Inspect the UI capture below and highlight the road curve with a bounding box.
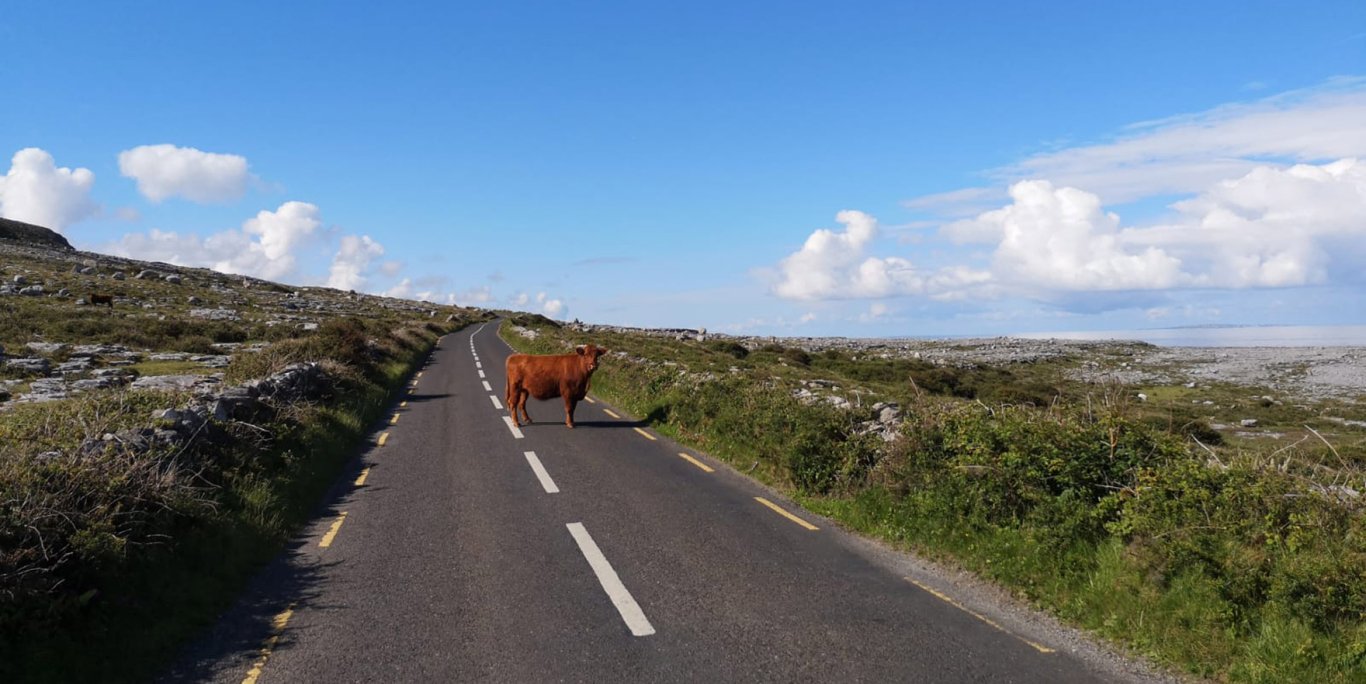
[163,321,1155,683]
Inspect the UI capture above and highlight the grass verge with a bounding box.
[2,315,485,683]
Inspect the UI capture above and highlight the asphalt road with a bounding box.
[164,321,1152,683]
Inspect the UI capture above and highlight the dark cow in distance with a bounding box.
[90,294,114,309]
[505,344,609,429]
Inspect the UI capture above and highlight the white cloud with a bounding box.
[451,285,493,306]
[104,200,322,281]
[327,234,385,291]
[771,210,990,301]
[952,180,1183,292]
[385,278,414,299]
[773,157,1366,308]
[511,292,530,307]
[118,144,250,203]
[535,291,567,318]
[0,148,97,231]
[907,78,1366,212]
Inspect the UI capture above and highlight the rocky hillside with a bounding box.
[0,239,479,406]
[0,217,73,251]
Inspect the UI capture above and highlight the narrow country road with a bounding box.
[163,321,1152,683]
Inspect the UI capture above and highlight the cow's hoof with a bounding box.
[566,423,575,429]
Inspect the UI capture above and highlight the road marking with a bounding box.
[679,452,714,473]
[378,432,390,446]
[566,523,655,637]
[476,361,482,369]
[904,577,1055,654]
[355,467,370,486]
[241,603,296,684]
[632,427,657,441]
[490,395,503,409]
[390,413,399,425]
[603,409,620,419]
[478,370,486,378]
[417,371,423,378]
[482,380,492,391]
[754,497,819,530]
[584,396,596,404]
[523,451,560,493]
[502,416,525,439]
[319,511,348,548]
[400,401,408,408]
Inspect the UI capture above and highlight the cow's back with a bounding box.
[506,353,581,400]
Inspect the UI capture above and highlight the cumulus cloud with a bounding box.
[0,148,97,231]
[105,200,322,281]
[773,158,1366,308]
[948,180,1183,292]
[327,234,385,291]
[118,144,251,203]
[536,291,567,318]
[772,210,990,300]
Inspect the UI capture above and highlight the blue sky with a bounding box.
[2,2,1364,337]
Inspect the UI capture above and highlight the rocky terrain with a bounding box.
[568,322,1366,403]
[0,235,471,410]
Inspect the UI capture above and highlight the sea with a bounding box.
[1011,325,1366,348]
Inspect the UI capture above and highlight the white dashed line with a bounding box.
[566,523,655,637]
[482,380,493,391]
[490,395,503,409]
[523,451,559,493]
[502,416,525,439]
[476,362,482,369]
[478,370,486,378]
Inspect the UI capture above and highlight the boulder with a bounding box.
[112,271,127,280]
[6,357,51,374]
[165,274,182,284]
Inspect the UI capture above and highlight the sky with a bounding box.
[2,1,1364,338]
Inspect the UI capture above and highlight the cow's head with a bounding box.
[575,344,609,373]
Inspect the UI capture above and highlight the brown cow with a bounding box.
[505,344,609,428]
[90,294,114,309]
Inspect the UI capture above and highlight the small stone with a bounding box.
[165,274,182,284]
[135,270,156,280]
[1240,419,1259,428]
[12,275,27,286]
[187,296,202,305]
[112,271,126,280]
[1136,393,1148,402]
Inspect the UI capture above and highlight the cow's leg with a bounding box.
[518,390,533,424]
[564,395,577,428]
[505,382,519,423]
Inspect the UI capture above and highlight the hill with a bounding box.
[0,217,73,251]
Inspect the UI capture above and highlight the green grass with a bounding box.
[502,320,1366,683]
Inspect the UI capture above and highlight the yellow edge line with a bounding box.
[241,602,296,684]
[319,512,348,548]
[679,452,714,473]
[632,427,657,441]
[416,371,423,378]
[584,396,597,404]
[354,467,370,486]
[904,577,1055,653]
[378,432,389,446]
[603,409,620,419]
[390,413,400,425]
[400,401,408,408]
[754,497,818,530]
